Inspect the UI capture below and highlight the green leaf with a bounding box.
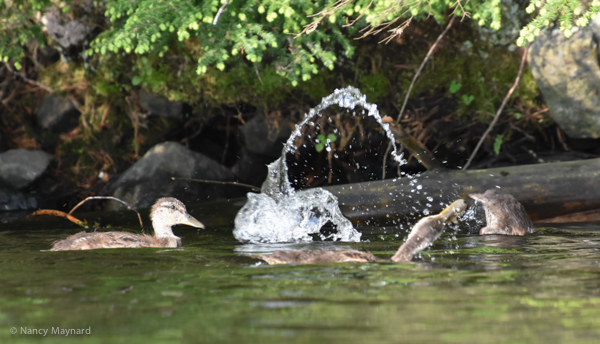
[317,134,326,143]
[514,113,522,120]
[315,143,325,152]
[462,94,475,106]
[449,80,462,94]
[327,133,337,143]
[132,76,142,86]
[493,134,504,155]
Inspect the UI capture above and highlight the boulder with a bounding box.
[528,19,600,138]
[0,129,7,153]
[234,111,292,186]
[41,10,90,49]
[232,148,274,187]
[139,89,185,120]
[0,149,53,189]
[37,93,81,133]
[0,188,38,211]
[239,111,291,158]
[105,141,245,210]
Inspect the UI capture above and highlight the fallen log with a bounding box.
[324,158,600,225]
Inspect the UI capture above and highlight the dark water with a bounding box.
[1,201,600,343]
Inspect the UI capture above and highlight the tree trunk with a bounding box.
[324,158,600,225]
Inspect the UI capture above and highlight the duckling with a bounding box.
[50,197,204,251]
[391,199,466,262]
[469,189,534,236]
[254,199,467,264]
[256,248,378,265]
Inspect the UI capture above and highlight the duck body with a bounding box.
[392,199,466,262]
[469,189,534,236]
[255,199,467,265]
[50,197,204,251]
[254,249,378,265]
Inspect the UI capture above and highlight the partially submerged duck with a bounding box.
[50,197,204,251]
[254,199,467,265]
[469,189,534,236]
[256,249,378,265]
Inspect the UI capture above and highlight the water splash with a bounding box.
[233,86,406,244]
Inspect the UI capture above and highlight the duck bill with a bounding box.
[181,213,205,229]
[469,193,485,202]
[438,199,467,222]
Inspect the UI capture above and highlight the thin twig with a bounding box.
[395,15,455,126]
[171,177,261,192]
[69,196,144,228]
[462,43,530,170]
[3,62,53,93]
[28,209,85,227]
[381,15,455,178]
[213,0,230,25]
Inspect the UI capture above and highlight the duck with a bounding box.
[50,197,204,251]
[469,189,534,236]
[253,199,467,265]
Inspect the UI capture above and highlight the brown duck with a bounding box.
[254,199,467,264]
[50,197,204,251]
[469,189,534,236]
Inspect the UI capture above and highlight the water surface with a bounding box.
[1,203,599,344]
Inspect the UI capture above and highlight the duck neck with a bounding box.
[151,220,177,238]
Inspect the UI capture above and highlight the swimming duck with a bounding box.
[469,189,534,236]
[254,199,467,264]
[50,197,204,251]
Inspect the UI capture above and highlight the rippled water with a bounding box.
[1,201,600,343]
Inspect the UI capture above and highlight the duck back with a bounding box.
[50,231,182,251]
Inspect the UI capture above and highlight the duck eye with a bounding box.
[171,205,176,210]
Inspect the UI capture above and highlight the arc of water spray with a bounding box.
[234,87,408,244]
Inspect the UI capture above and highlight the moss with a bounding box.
[360,73,391,104]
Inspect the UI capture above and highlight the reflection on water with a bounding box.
[1,211,600,343]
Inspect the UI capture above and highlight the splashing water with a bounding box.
[233,86,406,244]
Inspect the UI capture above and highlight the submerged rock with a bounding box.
[0,149,53,189]
[0,188,38,211]
[105,142,244,210]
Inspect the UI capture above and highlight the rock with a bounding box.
[0,129,7,153]
[36,45,61,66]
[105,141,245,210]
[41,10,90,49]
[239,111,292,158]
[528,19,600,138]
[0,149,53,189]
[37,94,81,133]
[0,188,38,211]
[139,89,185,120]
[232,148,274,187]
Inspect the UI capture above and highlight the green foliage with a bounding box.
[308,0,600,48]
[359,73,390,103]
[462,94,475,105]
[89,0,347,85]
[493,134,504,155]
[0,0,57,69]
[449,80,462,94]
[3,0,600,90]
[518,0,600,45]
[315,133,337,153]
